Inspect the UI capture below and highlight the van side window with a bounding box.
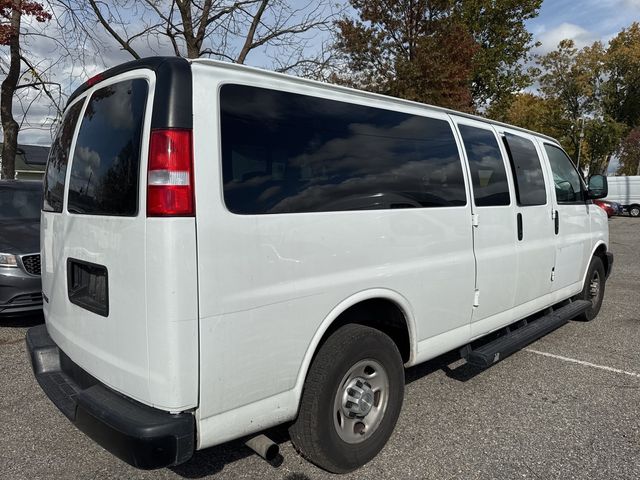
[503,133,547,206]
[544,144,585,203]
[220,84,466,214]
[67,79,148,216]
[43,101,84,212]
[458,125,510,207]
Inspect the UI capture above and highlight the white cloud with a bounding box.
[619,0,640,10]
[534,22,598,54]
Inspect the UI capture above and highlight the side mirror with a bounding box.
[587,174,608,200]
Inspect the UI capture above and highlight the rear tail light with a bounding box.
[86,72,104,87]
[147,129,195,216]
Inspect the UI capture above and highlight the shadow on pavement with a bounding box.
[170,424,296,479]
[0,311,44,328]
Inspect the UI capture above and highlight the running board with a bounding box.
[466,300,591,369]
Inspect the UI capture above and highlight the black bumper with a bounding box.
[26,324,195,469]
[605,252,614,279]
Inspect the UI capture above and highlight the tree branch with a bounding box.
[236,0,268,64]
[88,0,141,59]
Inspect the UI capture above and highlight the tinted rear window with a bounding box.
[504,133,547,206]
[221,84,466,214]
[43,101,84,212]
[67,79,148,216]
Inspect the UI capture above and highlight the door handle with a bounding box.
[554,210,559,234]
[517,213,523,241]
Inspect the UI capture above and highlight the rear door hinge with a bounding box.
[473,289,480,307]
[472,213,479,227]
[551,267,555,282]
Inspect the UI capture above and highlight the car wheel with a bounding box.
[289,324,404,473]
[573,256,606,321]
[629,204,640,217]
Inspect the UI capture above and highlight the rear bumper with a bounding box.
[26,324,195,469]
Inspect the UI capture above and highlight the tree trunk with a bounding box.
[0,1,22,180]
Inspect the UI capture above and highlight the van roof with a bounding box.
[68,56,560,145]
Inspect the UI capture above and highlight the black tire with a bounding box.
[289,324,404,473]
[573,256,606,321]
[629,204,640,218]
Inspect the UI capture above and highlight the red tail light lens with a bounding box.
[86,72,104,87]
[147,129,195,216]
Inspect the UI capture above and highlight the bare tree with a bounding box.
[0,0,63,179]
[58,0,338,74]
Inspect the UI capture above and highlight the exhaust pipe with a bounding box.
[245,434,279,462]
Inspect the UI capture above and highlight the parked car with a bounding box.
[26,57,613,473]
[0,180,42,317]
[594,199,615,217]
[609,201,623,215]
[604,175,640,217]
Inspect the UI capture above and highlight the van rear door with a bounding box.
[42,73,153,405]
[41,60,199,410]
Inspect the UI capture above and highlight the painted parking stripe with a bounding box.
[525,349,640,379]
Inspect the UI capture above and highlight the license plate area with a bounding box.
[67,258,109,317]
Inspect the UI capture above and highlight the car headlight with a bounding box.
[0,253,18,268]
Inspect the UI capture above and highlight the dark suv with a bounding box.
[0,180,43,317]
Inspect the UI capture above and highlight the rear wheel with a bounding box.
[573,256,606,321]
[629,204,640,217]
[289,324,404,473]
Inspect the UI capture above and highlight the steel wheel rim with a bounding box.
[589,270,601,302]
[333,359,389,444]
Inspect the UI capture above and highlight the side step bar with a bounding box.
[467,300,591,369]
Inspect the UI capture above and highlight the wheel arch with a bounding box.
[581,241,609,288]
[293,289,417,402]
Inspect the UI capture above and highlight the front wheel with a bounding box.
[629,204,640,217]
[289,324,404,473]
[573,256,606,321]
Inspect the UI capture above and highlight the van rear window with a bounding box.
[220,84,466,214]
[43,101,84,212]
[67,79,148,216]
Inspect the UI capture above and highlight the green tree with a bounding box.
[604,22,640,129]
[333,0,541,111]
[617,127,640,175]
[455,0,542,107]
[534,39,625,174]
[487,92,561,139]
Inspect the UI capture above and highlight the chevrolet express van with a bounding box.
[27,57,612,473]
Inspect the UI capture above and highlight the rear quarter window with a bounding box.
[43,101,84,212]
[67,79,148,216]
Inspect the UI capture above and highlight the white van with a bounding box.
[27,57,613,473]
[605,175,640,217]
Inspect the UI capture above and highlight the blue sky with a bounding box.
[528,0,640,53]
[9,0,640,147]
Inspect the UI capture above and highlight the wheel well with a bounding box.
[594,244,608,272]
[315,298,411,363]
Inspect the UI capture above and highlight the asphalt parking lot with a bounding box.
[1,217,639,480]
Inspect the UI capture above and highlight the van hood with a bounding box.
[0,219,40,254]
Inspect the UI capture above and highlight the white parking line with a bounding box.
[525,349,640,379]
